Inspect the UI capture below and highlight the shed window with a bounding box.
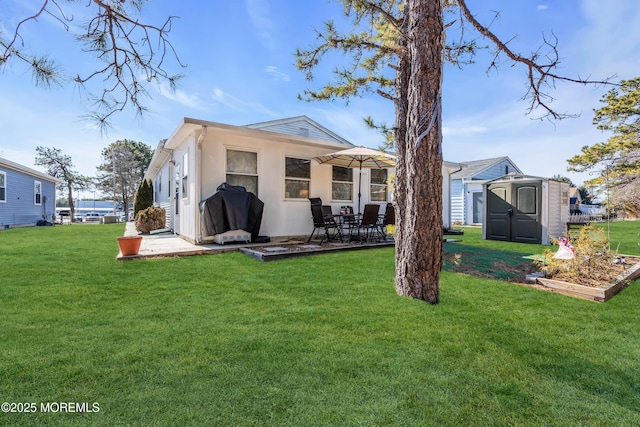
[370,169,388,202]
[0,172,5,202]
[34,181,42,205]
[226,149,258,195]
[284,157,310,199]
[332,166,353,201]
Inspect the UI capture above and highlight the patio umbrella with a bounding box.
[313,146,396,214]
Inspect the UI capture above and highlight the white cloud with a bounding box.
[154,81,205,110]
[211,87,278,118]
[537,5,549,11]
[264,66,290,82]
[246,0,276,49]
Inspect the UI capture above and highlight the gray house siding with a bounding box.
[245,116,352,145]
[0,161,57,228]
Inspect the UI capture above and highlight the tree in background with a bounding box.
[0,0,184,129]
[568,78,640,216]
[133,179,154,219]
[577,186,594,206]
[95,140,153,221]
[34,146,91,222]
[297,0,613,303]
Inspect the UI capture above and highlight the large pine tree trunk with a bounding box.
[394,0,444,304]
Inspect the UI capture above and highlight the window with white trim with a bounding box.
[226,149,258,195]
[0,172,5,202]
[370,169,388,202]
[284,157,310,199]
[332,166,353,201]
[182,152,189,199]
[34,181,42,205]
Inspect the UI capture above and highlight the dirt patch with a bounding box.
[443,244,538,283]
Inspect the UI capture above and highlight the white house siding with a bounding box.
[145,117,457,243]
[450,179,465,224]
[198,128,385,240]
[152,164,173,229]
[464,181,485,225]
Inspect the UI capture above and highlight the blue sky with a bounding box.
[1,0,639,192]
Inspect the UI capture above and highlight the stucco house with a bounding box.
[144,116,457,243]
[0,157,58,228]
[450,156,522,225]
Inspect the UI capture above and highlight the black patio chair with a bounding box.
[359,204,382,242]
[379,203,395,240]
[307,198,343,244]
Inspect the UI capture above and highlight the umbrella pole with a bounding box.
[357,163,362,215]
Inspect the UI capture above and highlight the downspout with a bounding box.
[195,125,207,243]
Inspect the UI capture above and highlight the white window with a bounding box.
[34,181,42,205]
[182,152,189,199]
[226,149,258,195]
[0,172,5,202]
[332,166,353,201]
[284,157,310,199]
[370,169,388,202]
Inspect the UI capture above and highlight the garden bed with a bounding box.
[535,256,640,302]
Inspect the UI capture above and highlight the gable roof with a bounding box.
[0,157,60,183]
[450,156,522,179]
[244,116,353,146]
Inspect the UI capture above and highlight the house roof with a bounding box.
[450,156,522,179]
[0,157,60,183]
[145,116,355,181]
[244,116,353,146]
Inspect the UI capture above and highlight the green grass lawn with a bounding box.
[1,223,639,426]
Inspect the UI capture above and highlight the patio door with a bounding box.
[486,182,542,243]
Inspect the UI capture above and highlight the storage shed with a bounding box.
[483,174,570,245]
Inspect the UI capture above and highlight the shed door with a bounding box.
[486,184,511,241]
[486,182,542,243]
[511,183,542,244]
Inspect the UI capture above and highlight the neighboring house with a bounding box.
[449,156,523,225]
[144,116,457,243]
[0,157,58,228]
[569,187,583,213]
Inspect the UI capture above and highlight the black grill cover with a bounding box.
[199,183,264,240]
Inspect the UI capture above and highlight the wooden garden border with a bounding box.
[536,257,640,302]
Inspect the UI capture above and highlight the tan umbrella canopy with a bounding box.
[313,146,396,214]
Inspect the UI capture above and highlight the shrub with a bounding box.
[135,206,166,234]
[134,180,154,218]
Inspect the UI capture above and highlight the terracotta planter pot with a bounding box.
[117,236,143,256]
